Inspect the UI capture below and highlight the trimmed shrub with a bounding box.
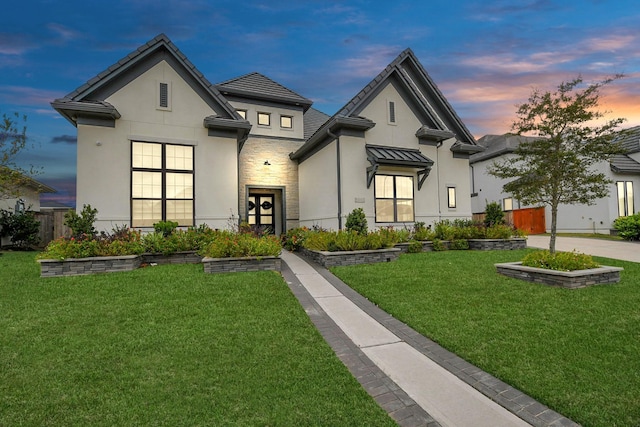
[64,204,98,238]
[484,201,505,227]
[0,209,41,249]
[613,213,640,241]
[153,220,179,237]
[202,233,281,258]
[407,240,423,253]
[345,208,367,235]
[450,239,470,250]
[522,250,599,272]
[432,238,447,251]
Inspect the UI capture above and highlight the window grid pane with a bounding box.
[618,181,626,216]
[132,142,161,169]
[166,145,193,171]
[166,200,194,226]
[258,112,270,126]
[132,200,162,227]
[375,175,395,198]
[166,173,193,199]
[132,171,161,199]
[396,176,413,199]
[280,115,292,128]
[375,175,414,222]
[627,182,634,215]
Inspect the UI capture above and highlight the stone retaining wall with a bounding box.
[141,251,203,265]
[202,256,281,273]
[495,262,623,289]
[468,238,527,251]
[300,247,401,268]
[394,241,434,253]
[38,255,141,277]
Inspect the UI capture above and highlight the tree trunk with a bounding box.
[549,203,559,254]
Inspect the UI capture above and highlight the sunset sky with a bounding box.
[1,0,639,206]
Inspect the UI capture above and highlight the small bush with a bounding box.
[302,231,334,251]
[613,213,640,241]
[333,230,368,251]
[522,250,599,272]
[485,224,516,239]
[203,233,281,258]
[432,238,447,251]
[484,201,505,227]
[281,227,309,251]
[154,220,179,237]
[64,204,98,238]
[0,209,41,249]
[345,208,367,235]
[412,223,434,241]
[407,240,423,253]
[450,239,469,250]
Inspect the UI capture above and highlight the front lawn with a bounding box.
[332,250,640,427]
[0,251,394,426]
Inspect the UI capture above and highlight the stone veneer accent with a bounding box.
[239,137,303,230]
[394,241,434,253]
[38,255,141,277]
[300,247,401,268]
[468,238,527,251]
[202,256,281,273]
[495,262,623,289]
[141,251,203,265]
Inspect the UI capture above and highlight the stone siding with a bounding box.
[495,262,623,289]
[300,248,401,268]
[468,238,527,251]
[202,256,281,273]
[239,137,303,230]
[38,255,141,277]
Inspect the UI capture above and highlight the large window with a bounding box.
[375,175,414,222]
[617,181,634,217]
[131,142,194,227]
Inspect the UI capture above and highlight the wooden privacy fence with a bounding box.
[472,207,546,235]
[36,209,72,247]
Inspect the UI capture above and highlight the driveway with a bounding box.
[526,235,640,263]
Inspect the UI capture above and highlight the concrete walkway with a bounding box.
[527,235,640,262]
[280,250,577,427]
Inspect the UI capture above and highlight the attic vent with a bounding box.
[159,83,169,108]
[388,101,396,124]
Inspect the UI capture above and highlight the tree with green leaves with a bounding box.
[0,111,38,200]
[489,75,626,253]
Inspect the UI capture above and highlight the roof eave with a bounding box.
[50,99,121,127]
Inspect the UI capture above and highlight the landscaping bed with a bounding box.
[495,261,622,288]
[203,255,281,273]
[300,247,400,268]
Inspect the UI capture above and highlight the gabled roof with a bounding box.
[291,48,478,162]
[0,167,56,194]
[216,72,313,111]
[610,154,640,174]
[335,48,476,145]
[614,125,640,154]
[52,33,242,127]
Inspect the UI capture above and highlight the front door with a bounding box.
[248,194,274,234]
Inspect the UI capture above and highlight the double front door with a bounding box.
[247,194,274,234]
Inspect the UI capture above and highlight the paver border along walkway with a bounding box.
[281,251,579,427]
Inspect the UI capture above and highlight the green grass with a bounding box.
[332,250,640,427]
[0,251,395,426]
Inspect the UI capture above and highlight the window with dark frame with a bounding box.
[375,175,414,222]
[257,112,271,126]
[617,181,634,217]
[280,115,293,129]
[236,109,247,119]
[131,141,194,227]
[447,186,456,209]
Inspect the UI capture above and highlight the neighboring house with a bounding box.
[52,34,482,235]
[0,171,56,213]
[0,171,56,246]
[470,128,640,234]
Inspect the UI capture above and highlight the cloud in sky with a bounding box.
[50,135,77,145]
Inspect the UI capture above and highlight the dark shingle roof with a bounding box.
[611,154,640,174]
[615,125,640,153]
[215,72,313,110]
[470,134,541,164]
[303,108,330,140]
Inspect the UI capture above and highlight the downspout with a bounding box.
[327,129,342,229]
[436,140,443,221]
[470,164,475,194]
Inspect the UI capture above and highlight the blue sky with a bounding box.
[2,0,639,207]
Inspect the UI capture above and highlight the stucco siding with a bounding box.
[298,140,338,230]
[76,60,238,232]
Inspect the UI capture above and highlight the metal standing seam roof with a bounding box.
[610,154,640,174]
[215,72,313,110]
[366,144,434,167]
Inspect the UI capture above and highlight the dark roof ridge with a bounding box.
[215,71,313,109]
